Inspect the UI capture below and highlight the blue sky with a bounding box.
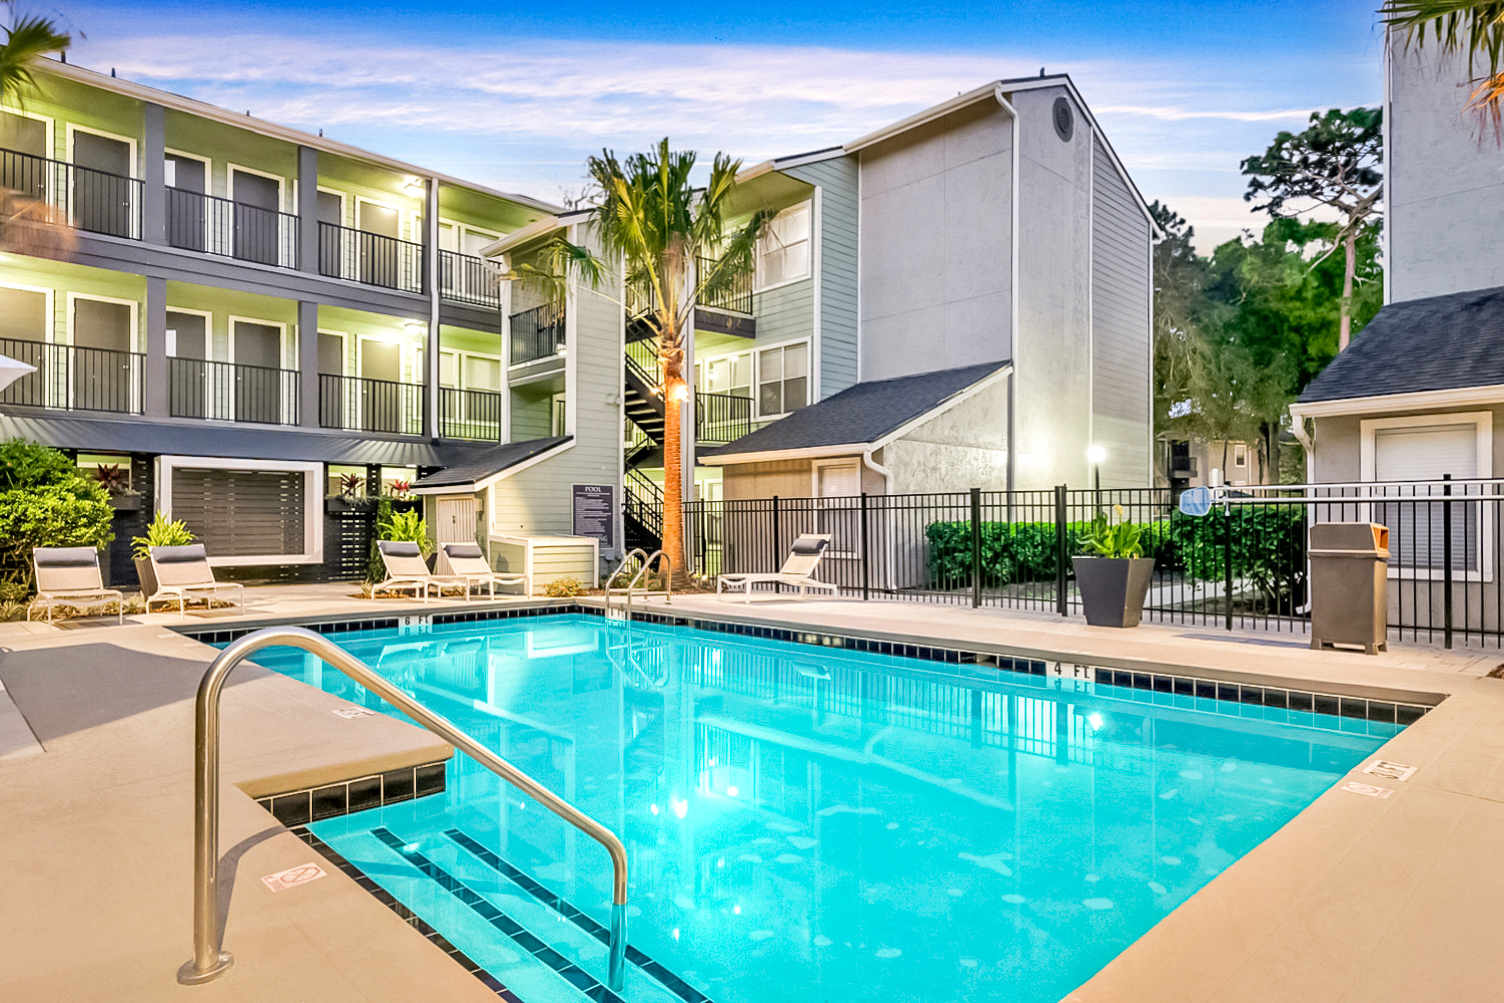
[57,0,1387,249]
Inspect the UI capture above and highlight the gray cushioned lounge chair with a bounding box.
[147,544,245,615]
[441,543,528,600]
[31,546,124,625]
[374,541,466,602]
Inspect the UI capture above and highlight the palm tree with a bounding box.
[1382,1,1504,129]
[1,10,73,257]
[535,140,770,585]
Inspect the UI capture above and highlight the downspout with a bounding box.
[862,448,892,494]
[1289,408,1315,484]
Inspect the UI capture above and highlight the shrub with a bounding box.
[370,502,433,583]
[545,577,582,598]
[1165,505,1306,607]
[925,519,1092,589]
[0,440,113,583]
[131,512,195,561]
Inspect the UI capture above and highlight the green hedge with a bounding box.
[924,517,1183,590]
[1163,505,1306,604]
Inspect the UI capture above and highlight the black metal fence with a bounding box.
[318,221,425,293]
[0,337,143,413]
[1,147,142,239]
[440,386,503,440]
[682,479,1504,649]
[168,357,300,424]
[165,187,298,267]
[696,254,754,315]
[440,250,501,309]
[319,373,425,435]
[510,304,565,364]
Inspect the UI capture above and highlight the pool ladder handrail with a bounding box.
[177,625,629,991]
[604,547,672,619]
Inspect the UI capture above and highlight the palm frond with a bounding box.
[1382,0,1504,124]
[0,15,72,106]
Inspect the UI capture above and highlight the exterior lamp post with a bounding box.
[1087,444,1106,510]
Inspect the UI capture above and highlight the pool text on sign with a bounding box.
[1048,662,1095,692]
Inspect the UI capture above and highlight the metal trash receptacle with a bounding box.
[1309,522,1389,654]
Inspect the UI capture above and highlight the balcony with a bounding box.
[695,391,754,446]
[439,386,503,441]
[1,148,142,239]
[440,250,501,309]
[695,255,753,315]
[319,374,425,435]
[510,304,565,365]
[168,358,300,425]
[165,187,298,268]
[318,222,425,294]
[0,337,143,413]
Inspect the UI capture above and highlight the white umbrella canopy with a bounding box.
[0,353,36,392]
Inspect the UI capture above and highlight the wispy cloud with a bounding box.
[1096,105,1323,123]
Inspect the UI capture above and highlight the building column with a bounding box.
[298,299,319,428]
[426,176,441,439]
[142,103,165,245]
[145,276,168,417]
[297,146,319,274]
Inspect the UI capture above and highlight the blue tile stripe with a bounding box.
[445,829,714,1003]
[370,827,626,1003]
[184,602,1433,727]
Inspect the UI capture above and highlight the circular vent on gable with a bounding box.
[1052,96,1074,142]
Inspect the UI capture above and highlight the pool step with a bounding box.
[444,828,711,1003]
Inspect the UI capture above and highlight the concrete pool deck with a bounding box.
[3,584,1502,1001]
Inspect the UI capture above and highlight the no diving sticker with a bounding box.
[332,707,378,720]
[1340,781,1394,799]
[261,863,326,893]
[1363,760,1418,782]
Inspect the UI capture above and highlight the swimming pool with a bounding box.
[242,613,1402,1003]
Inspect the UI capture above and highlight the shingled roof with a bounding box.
[412,437,571,491]
[700,362,1008,461]
[1299,285,1504,403]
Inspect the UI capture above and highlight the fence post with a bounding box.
[1224,505,1234,632]
[1443,473,1453,649]
[1055,484,1068,616]
[771,496,781,591]
[860,492,870,602]
[970,487,983,608]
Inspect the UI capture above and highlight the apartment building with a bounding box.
[522,76,1156,553]
[0,61,585,587]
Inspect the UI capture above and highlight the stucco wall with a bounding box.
[1010,84,1093,491]
[1312,405,1504,483]
[1389,46,1504,302]
[857,98,1014,382]
[886,379,1010,493]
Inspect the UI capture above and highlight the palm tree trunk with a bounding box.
[1339,227,1356,352]
[658,318,690,589]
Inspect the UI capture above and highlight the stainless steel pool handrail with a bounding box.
[177,625,629,990]
[604,548,671,619]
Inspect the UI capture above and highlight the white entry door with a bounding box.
[435,495,478,574]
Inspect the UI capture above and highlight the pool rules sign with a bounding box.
[573,484,615,548]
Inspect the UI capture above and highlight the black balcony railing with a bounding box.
[168,357,300,425]
[165,187,298,267]
[1,147,142,239]
[696,255,754,315]
[0,337,143,413]
[696,391,754,445]
[320,373,425,435]
[510,304,565,365]
[439,249,501,309]
[317,222,425,294]
[439,386,503,441]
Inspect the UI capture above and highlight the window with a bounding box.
[813,459,861,556]
[78,453,131,490]
[757,342,809,416]
[380,466,418,496]
[327,463,367,498]
[551,393,567,436]
[1233,443,1247,469]
[755,201,811,290]
[699,352,752,398]
[0,285,48,342]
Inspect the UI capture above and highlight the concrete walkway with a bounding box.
[0,619,497,1003]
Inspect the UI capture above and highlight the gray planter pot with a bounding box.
[1072,556,1156,628]
[110,492,144,513]
[134,557,158,599]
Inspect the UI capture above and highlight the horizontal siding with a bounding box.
[752,276,814,351]
[1091,137,1151,487]
[787,157,860,398]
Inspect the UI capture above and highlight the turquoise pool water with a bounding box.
[244,614,1400,1003]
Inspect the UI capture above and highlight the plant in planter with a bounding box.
[326,472,373,512]
[1072,505,1156,628]
[94,463,142,511]
[131,513,195,598]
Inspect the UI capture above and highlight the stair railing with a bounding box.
[178,626,629,991]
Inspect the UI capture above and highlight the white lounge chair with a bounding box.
[30,546,124,625]
[147,544,245,615]
[717,533,838,602]
[374,541,466,602]
[442,542,528,600]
